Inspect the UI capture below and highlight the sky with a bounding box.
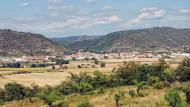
[0,0,190,37]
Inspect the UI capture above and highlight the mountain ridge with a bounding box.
[64,27,190,53]
[0,29,66,56]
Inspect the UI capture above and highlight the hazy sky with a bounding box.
[0,0,190,37]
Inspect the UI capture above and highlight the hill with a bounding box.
[66,27,190,53]
[0,29,66,56]
[51,35,101,46]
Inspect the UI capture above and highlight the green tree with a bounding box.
[134,80,146,95]
[176,58,190,81]
[4,82,31,101]
[114,61,139,85]
[113,90,125,107]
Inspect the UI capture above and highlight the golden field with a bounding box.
[0,58,182,87]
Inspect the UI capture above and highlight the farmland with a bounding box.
[0,58,182,87]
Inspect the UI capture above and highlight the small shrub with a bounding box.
[92,65,95,68]
[78,65,82,68]
[165,89,182,107]
[184,84,190,104]
[77,100,94,107]
[98,87,105,94]
[147,76,160,86]
[153,82,164,89]
[94,60,99,65]
[0,88,5,104]
[52,65,55,69]
[38,90,68,107]
[128,90,136,97]
[100,62,106,68]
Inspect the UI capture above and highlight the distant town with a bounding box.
[1,51,190,64]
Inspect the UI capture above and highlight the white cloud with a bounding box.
[48,0,77,17]
[85,0,97,4]
[0,13,122,35]
[126,7,166,26]
[94,14,121,24]
[177,9,190,14]
[20,1,29,7]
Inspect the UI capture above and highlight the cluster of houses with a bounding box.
[0,51,190,63]
[63,52,161,60]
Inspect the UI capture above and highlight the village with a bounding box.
[0,51,190,64]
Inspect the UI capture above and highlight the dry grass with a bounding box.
[0,72,70,87]
[0,68,49,73]
[1,85,173,107]
[0,58,183,88]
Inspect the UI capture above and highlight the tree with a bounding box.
[165,89,182,107]
[113,90,125,107]
[134,80,146,95]
[176,58,190,81]
[4,82,31,101]
[113,61,139,85]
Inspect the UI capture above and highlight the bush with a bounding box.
[78,65,82,68]
[4,82,32,101]
[56,59,69,65]
[153,81,164,89]
[77,100,94,107]
[128,90,136,97]
[176,58,190,81]
[92,65,95,68]
[165,89,182,107]
[100,62,106,68]
[0,88,5,104]
[73,82,93,95]
[184,84,190,104]
[38,90,68,107]
[4,62,21,68]
[57,82,75,95]
[94,59,99,65]
[147,76,160,86]
[52,65,56,69]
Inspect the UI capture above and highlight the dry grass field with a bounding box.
[3,83,188,107]
[0,58,183,88]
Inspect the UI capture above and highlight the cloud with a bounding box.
[20,0,29,7]
[94,14,121,24]
[0,13,122,36]
[85,0,97,3]
[126,7,166,26]
[48,0,77,17]
[177,9,190,14]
